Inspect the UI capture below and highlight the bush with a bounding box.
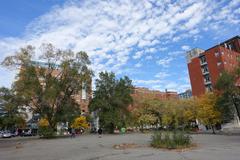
[151,131,192,149]
[38,126,55,138]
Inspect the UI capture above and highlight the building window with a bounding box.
[217,62,222,66]
[201,65,209,73]
[215,52,220,57]
[205,84,213,92]
[204,74,211,83]
[199,55,207,64]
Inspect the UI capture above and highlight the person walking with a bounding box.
[98,128,103,138]
[71,128,76,138]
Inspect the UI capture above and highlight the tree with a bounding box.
[71,116,89,129]
[89,72,133,133]
[131,98,198,131]
[215,56,240,121]
[196,93,221,134]
[132,105,158,132]
[0,87,26,130]
[1,44,93,131]
[215,71,240,122]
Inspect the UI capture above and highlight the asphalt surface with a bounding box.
[1,133,240,160]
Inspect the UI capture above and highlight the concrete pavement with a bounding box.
[1,133,240,160]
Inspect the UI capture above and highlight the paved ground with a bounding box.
[1,133,240,160]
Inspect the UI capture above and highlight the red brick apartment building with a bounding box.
[129,87,178,110]
[187,36,240,97]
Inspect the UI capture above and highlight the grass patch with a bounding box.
[151,131,192,149]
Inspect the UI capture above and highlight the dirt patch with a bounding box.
[113,143,144,149]
[158,143,198,152]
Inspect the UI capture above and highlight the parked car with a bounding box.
[2,131,11,138]
[11,132,18,137]
[20,129,33,137]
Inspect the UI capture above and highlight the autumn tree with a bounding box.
[132,104,158,132]
[196,93,221,134]
[71,116,89,129]
[89,72,133,133]
[1,44,92,131]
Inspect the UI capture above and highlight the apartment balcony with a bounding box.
[204,81,212,85]
[200,61,207,66]
[202,70,209,75]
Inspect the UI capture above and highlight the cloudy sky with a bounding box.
[0,0,239,92]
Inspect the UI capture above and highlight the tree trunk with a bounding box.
[231,95,240,120]
[140,122,144,133]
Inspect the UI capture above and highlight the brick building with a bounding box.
[178,89,192,99]
[187,36,240,97]
[129,87,178,110]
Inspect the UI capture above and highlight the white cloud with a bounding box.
[0,0,239,88]
[155,71,170,79]
[156,57,173,67]
[135,63,142,68]
[181,45,191,51]
[0,0,216,68]
[133,51,144,59]
[133,79,162,85]
[145,55,153,60]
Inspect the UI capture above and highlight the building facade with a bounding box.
[178,89,192,99]
[129,87,178,110]
[187,36,240,97]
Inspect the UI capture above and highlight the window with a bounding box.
[199,55,207,64]
[217,62,222,66]
[201,65,209,73]
[215,52,220,57]
[205,84,213,92]
[204,74,211,83]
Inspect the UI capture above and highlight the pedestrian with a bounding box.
[98,128,103,138]
[71,128,75,138]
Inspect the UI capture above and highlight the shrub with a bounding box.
[151,131,192,149]
[38,118,55,138]
[38,126,55,138]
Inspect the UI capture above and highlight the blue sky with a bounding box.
[0,0,239,92]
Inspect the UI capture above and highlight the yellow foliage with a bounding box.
[196,93,221,126]
[138,114,157,125]
[38,118,49,127]
[71,116,89,129]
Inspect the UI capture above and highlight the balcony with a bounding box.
[202,70,209,75]
[200,61,207,66]
[204,81,211,85]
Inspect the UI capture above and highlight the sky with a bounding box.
[0,0,240,93]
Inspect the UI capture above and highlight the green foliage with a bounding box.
[38,126,55,138]
[151,131,192,149]
[0,87,26,130]
[89,72,133,133]
[215,71,240,121]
